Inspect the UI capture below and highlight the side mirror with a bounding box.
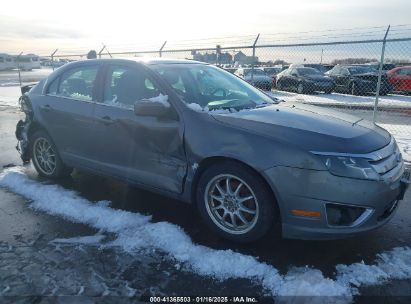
[134,100,169,116]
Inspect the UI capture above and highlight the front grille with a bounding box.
[367,137,403,179]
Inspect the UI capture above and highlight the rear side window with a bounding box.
[51,66,98,101]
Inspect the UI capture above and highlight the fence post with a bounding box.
[16,52,23,87]
[250,34,260,82]
[51,49,58,71]
[98,45,106,59]
[373,25,390,124]
[216,45,221,65]
[159,41,167,57]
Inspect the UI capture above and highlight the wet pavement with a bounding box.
[0,106,410,303]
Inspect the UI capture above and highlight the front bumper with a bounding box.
[263,166,410,240]
[307,82,335,92]
[357,81,393,94]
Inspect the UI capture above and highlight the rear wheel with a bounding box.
[196,161,276,242]
[297,83,305,94]
[30,130,72,178]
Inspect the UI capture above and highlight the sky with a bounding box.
[1,0,411,56]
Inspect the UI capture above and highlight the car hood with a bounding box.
[211,103,390,154]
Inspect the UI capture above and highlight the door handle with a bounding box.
[98,116,114,125]
[41,104,51,112]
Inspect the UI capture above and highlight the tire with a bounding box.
[297,83,305,94]
[350,82,361,96]
[30,130,72,179]
[196,161,276,243]
[276,81,283,91]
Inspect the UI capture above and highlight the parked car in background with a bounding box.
[322,64,335,72]
[291,63,328,73]
[223,67,237,74]
[15,58,409,242]
[386,66,411,94]
[276,67,335,94]
[263,67,283,87]
[235,68,273,90]
[326,65,393,95]
[362,63,397,72]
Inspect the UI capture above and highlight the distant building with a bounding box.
[234,51,258,65]
[193,51,232,64]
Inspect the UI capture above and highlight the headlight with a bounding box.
[318,155,380,181]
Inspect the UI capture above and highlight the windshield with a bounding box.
[296,67,322,75]
[264,68,281,74]
[151,64,274,111]
[243,69,267,76]
[348,66,377,74]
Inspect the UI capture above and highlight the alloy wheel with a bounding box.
[33,137,57,175]
[204,174,259,235]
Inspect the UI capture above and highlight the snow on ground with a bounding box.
[268,90,411,108]
[381,123,411,163]
[0,86,21,108]
[1,167,411,302]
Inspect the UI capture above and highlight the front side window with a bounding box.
[54,66,98,101]
[396,68,411,76]
[348,66,376,75]
[103,65,163,109]
[152,64,274,111]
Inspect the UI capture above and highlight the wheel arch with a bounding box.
[190,156,281,218]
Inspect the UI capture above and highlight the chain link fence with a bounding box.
[119,37,409,162]
[8,34,411,162]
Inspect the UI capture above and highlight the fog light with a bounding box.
[326,204,372,227]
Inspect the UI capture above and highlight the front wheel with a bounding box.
[30,130,72,178]
[196,162,276,242]
[350,82,361,96]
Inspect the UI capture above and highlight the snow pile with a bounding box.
[269,90,411,108]
[146,93,170,108]
[186,103,233,114]
[1,167,411,301]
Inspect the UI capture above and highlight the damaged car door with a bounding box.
[90,63,187,193]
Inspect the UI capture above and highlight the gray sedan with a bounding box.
[16,58,409,242]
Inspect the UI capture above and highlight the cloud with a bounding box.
[0,15,84,40]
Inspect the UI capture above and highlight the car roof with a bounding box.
[70,57,206,66]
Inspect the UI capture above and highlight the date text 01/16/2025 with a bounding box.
[145,296,259,303]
